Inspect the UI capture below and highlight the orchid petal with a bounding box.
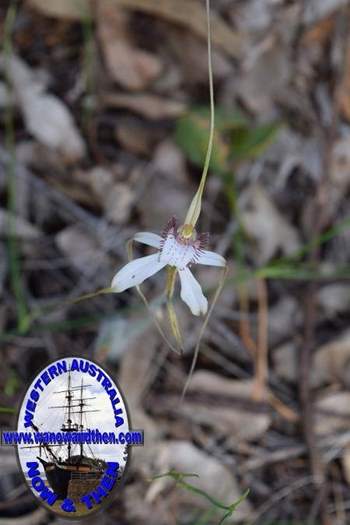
[133,231,162,249]
[197,249,226,267]
[179,267,208,316]
[111,253,166,292]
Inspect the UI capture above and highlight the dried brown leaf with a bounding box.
[56,225,108,277]
[6,56,86,162]
[27,0,91,20]
[102,93,186,120]
[0,209,40,239]
[315,391,350,436]
[184,371,271,442]
[115,0,242,59]
[239,185,301,264]
[97,3,162,90]
[28,0,242,60]
[148,440,251,522]
[313,329,350,388]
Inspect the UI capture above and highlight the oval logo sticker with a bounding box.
[13,357,142,518]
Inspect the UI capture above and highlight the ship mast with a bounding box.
[50,367,79,461]
[67,369,72,459]
[79,378,84,458]
[48,366,100,462]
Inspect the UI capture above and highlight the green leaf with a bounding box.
[191,107,248,132]
[0,406,16,414]
[230,122,280,161]
[176,106,280,175]
[175,114,228,174]
[210,107,248,130]
[175,107,246,175]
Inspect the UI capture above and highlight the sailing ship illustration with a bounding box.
[22,369,107,499]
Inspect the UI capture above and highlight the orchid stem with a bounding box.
[184,0,214,228]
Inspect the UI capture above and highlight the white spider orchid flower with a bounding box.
[111,218,226,316]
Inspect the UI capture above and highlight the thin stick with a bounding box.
[181,265,228,401]
[166,267,184,351]
[238,284,257,357]
[135,285,182,355]
[252,278,269,401]
[127,240,182,355]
